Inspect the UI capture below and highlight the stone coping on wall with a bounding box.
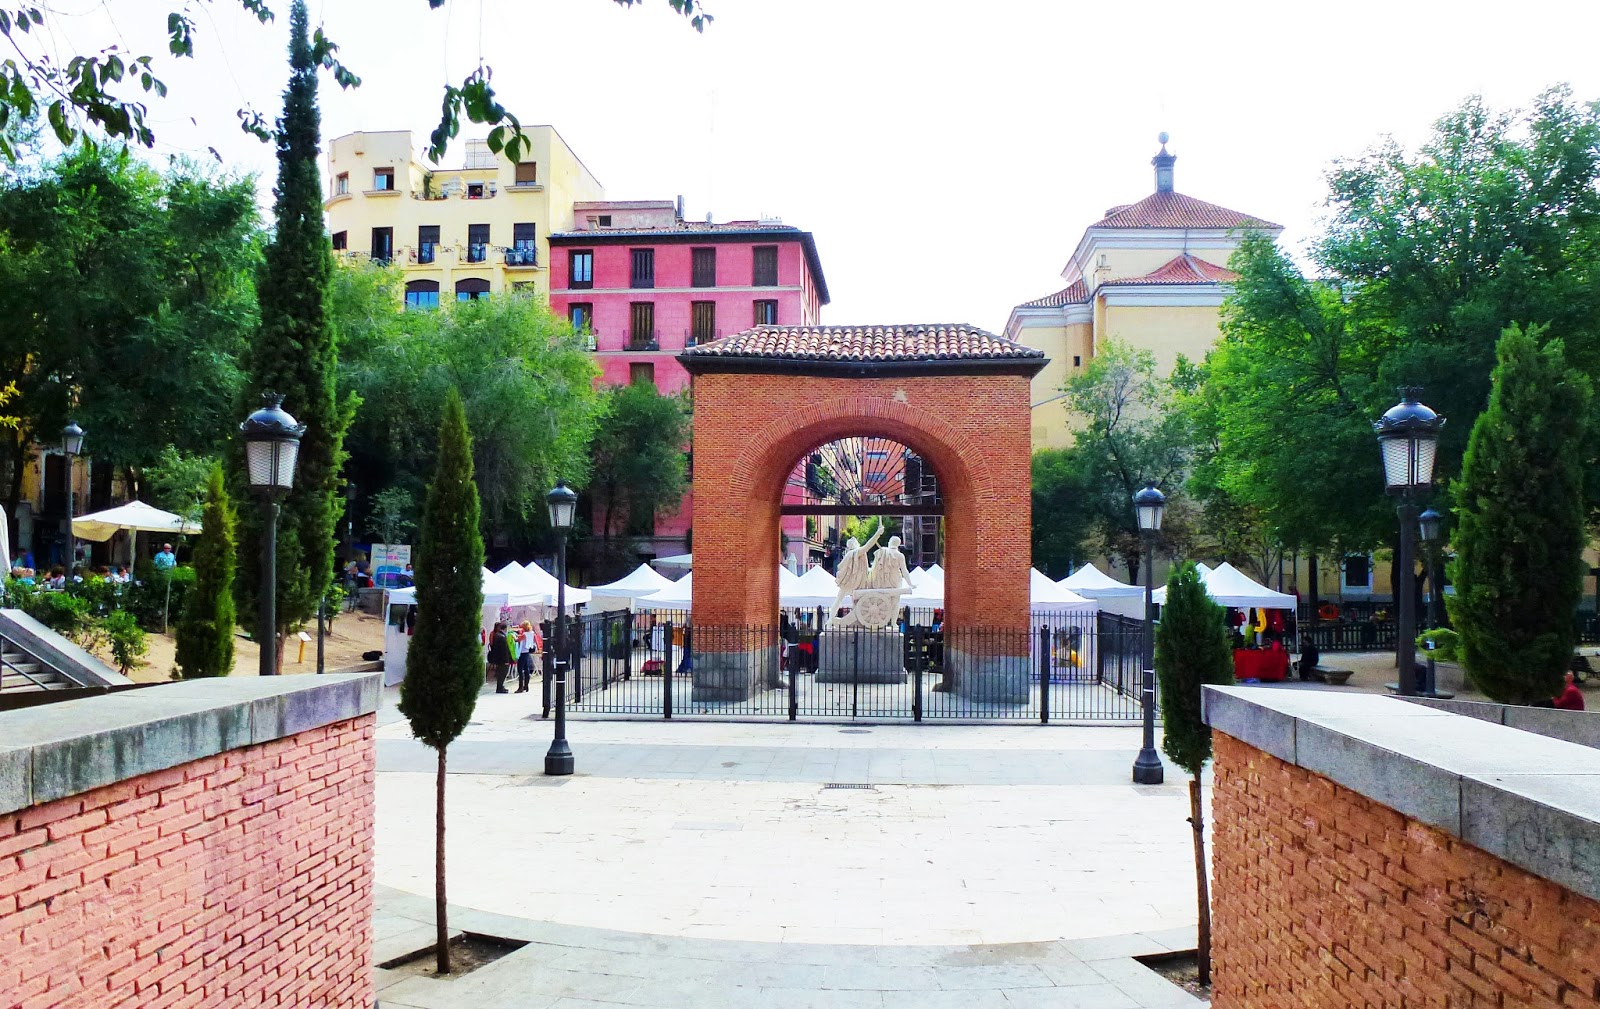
[1403,694,1600,749]
[0,672,380,816]
[1202,685,1600,907]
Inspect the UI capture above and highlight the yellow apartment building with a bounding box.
[1004,137,1282,450]
[322,128,605,305]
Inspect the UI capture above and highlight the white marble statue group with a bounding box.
[827,526,912,631]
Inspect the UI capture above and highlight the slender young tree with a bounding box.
[1154,561,1235,986]
[175,466,237,679]
[235,0,355,663]
[398,390,485,975]
[1450,325,1591,704]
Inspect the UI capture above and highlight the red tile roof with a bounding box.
[1102,254,1239,286]
[1090,191,1279,230]
[1019,280,1089,308]
[684,324,1043,363]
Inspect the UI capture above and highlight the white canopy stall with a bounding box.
[1059,563,1145,620]
[1151,561,1291,608]
[383,567,548,686]
[1029,569,1098,614]
[583,563,673,613]
[781,565,840,610]
[495,561,592,608]
[635,572,692,611]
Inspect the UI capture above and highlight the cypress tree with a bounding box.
[235,0,355,661]
[1450,325,1591,704]
[398,389,484,975]
[1154,561,1235,986]
[175,466,237,679]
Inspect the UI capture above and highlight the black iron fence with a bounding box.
[540,609,1148,724]
[1301,620,1399,653]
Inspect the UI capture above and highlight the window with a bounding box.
[630,248,655,289]
[330,231,347,251]
[752,246,778,286]
[370,227,393,263]
[1344,554,1371,588]
[467,182,486,200]
[334,173,349,195]
[569,250,594,289]
[630,363,656,387]
[456,278,491,301]
[467,224,489,263]
[514,162,538,186]
[691,247,717,288]
[417,225,439,264]
[509,223,537,266]
[629,302,655,347]
[372,168,394,191]
[598,215,612,228]
[1073,355,1082,367]
[690,302,716,345]
[753,300,778,325]
[568,303,593,332]
[404,280,440,310]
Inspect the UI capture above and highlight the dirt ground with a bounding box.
[1282,648,1600,704]
[123,608,388,683]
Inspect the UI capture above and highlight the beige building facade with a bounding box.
[1004,140,1282,450]
[322,128,605,305]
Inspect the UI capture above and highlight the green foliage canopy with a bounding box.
[1449,325,1590,704]
[1155,561,1235,776]
[399,390,485,750]
[1030,448,1098,579]
[587,383,690,544]
[176,467,237,679]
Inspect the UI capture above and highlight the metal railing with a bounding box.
[415,244,437,264]
[504,247,539,267]
[1301,620,1399,653]
[627,330,660,351]
[549,609,1147,724]
[0,632,65,691]
[465,243,489,263]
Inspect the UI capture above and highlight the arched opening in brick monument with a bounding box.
[680,324,1046,707]
[781,434,943,576]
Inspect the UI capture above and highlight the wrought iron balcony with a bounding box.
[415,244,437,265]
[465,243,489,264]
[504,247,539,267]
[627,330,660,352]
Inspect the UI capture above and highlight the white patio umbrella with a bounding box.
[71,501,200,542]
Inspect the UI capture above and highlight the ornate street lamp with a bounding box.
[241,394,305,677]
[1418,506,1446,629]
[1374,389,1444,696]
[61,421,84,571]
[1132,481,1166,785]
[545,480,578,776]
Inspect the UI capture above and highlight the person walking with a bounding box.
[487,621,513,694]
[515,620,540,693]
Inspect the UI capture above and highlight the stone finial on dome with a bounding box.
[1152,133,1176,193]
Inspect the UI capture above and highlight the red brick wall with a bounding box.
[0,715,376,1009]
[690,371,1034,633]
[1211,731,1600,1008]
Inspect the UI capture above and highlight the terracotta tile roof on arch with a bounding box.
[684,324,1044,363]
[1019,279,1089,308]
[1103,254,1240,286]
[1091,191,1280,230]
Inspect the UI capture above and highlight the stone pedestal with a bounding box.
[814,629,906,684]
[690,642,781,702]
[948,646,1031,704]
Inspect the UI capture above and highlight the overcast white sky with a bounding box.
[29,0,1600,331]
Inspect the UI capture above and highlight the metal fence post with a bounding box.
[540,619,553,719]
[1039,625,1051,724]
[571,616,584,703]
[912,626,923,722]
[851,630,860,720]
[663,620,674,720]
[624,610,634,682]
[788,625,799,721]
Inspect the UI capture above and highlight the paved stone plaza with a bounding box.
[373,687,1208,1006]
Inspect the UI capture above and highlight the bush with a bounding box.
[102,610,149,673]
[126,563,197,632]
[1416,628,1459,663]
[27,592,91,638]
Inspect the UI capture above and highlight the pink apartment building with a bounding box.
[548,200,830,565]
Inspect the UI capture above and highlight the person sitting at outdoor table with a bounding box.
[1554,670,1586,711]
[9,566,33,585]
[44,566,66,590]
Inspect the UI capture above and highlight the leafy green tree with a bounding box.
[1030,447,1098,578]
[176,467,238,679]
[1450,325,1590,704]
[235,1,355,662]
[0,1,708,162]
[368,487,418,546]
[0,148,260,517]
[1059,339,1191,579]
[1154,561,1235,986]
[398,390,485,975]
[145,447,220,524]
[587,383,689,563]
[338,269,600,542]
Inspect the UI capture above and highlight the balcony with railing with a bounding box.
[627,329,661,352]
[465,244,489,264]
[503,247,539,268]
[415,244,437,265]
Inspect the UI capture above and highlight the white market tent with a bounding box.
[71,501,201,543]
[655,553,692,567]
[384,567,546,686]
[782,565,839,609]
[907,566,927,587]
[1030,569,1098,613]
[903,567,945,609]
[1152,561,1294,609]
[495,561,592,607]
[1059,563,1143,598]
[388,566,543,609]
[587,563,676,612]
[636,572,692,611]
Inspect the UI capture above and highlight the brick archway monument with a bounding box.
[680,324,1046,704]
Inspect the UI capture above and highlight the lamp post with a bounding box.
[1418,507,1445,630]
[241,394,305,677]
[1132,481,1166,785]
[61,421,84,571]
[544,480,578,776]
[1374,390,1444,697]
